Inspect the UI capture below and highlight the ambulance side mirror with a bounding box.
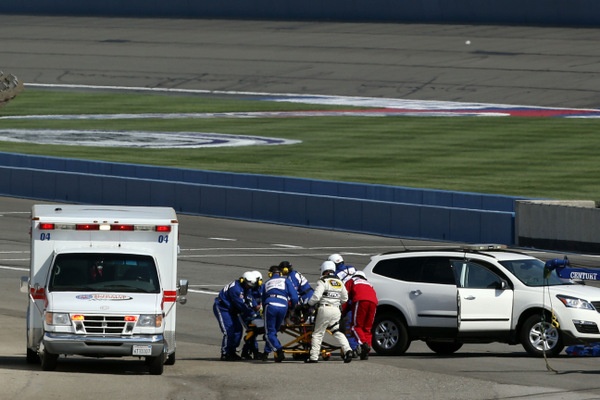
[177,279,189,304]
[20,276,29,294]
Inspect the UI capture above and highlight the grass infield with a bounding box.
[1,89,599,201]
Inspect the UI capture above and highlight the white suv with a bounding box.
[363,245,600,357]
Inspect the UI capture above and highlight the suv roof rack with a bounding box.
[379,244,509,257]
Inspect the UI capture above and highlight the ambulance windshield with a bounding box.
[48,253,160,293]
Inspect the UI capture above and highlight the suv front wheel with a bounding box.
[372,312,410,355]
[520,314,564,357]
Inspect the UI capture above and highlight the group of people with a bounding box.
[212,254,379,363]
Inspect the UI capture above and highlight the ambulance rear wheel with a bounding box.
[40,349,58,371]
[147,355,164,375]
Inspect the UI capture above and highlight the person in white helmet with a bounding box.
[213,271,262,361]
[305,260,353,363]
[328,253,358,352]
[342,270,378,360]
[241,270,264,360]
[328,253,357,283]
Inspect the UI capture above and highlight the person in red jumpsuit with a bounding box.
[342,270,378,360]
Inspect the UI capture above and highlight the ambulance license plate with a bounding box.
[132,345,152,356]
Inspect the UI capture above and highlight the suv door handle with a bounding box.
[411,290,422,296]
[464,295,475,300]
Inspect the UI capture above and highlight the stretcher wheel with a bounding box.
[293,353,309,361]
[322,353,331,361]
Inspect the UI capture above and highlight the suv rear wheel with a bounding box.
[520,314,563,357]
[372,312,410,355]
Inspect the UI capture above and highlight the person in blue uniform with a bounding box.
[240,270,264,360]
[261,264,299,362]
[278,260,314,305]
[213,271,261,361]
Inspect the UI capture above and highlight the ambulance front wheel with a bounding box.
[147,355,164,375]
[26,348,40,364]
[40,349,58,371]
[165,351,176,366]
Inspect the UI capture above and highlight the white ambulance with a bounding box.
[20,204,188,375]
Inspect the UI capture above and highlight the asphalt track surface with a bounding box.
[3,15,600,400]
[2,15,600,109]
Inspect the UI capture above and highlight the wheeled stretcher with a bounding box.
[243,307,341,361]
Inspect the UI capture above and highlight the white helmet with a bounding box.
[353,271,367,279]
[320,260,336,275]
[250,270,263,286]
[328,253,344,265]
[242,271,262,287]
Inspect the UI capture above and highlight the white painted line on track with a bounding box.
[272,244,303,248]
[188,289,219,295]
[0,265,28,272]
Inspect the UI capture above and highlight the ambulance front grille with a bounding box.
[80,315,127,335]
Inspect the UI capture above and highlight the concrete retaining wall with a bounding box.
[516,200,600,253]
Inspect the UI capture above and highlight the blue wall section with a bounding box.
[0,152,525,212]
[0,153,517,244]
[0,0,599,26]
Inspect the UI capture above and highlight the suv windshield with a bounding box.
[499,258,569,286]
[48,253,160,293]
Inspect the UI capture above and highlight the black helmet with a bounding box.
[268,265,282,277]
[278,261,293,275]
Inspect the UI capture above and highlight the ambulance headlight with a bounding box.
[556,295,595,310]
[45,312,71,326]
[137,314,162,327]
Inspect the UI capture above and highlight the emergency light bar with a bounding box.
[37,223,171,232]
[462,244,508,251]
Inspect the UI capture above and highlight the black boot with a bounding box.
[344,350,353,363]
[275,348,285,363]
[225,352,242,361]
[360,343,370,360]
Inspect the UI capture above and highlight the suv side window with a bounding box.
[422,257,456,285]
[372,256,455,285]
[372,257,421,282]
[452,260,504,289]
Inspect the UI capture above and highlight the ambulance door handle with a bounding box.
[464,295,476,300]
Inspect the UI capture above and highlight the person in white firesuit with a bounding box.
[305,260,353,363]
